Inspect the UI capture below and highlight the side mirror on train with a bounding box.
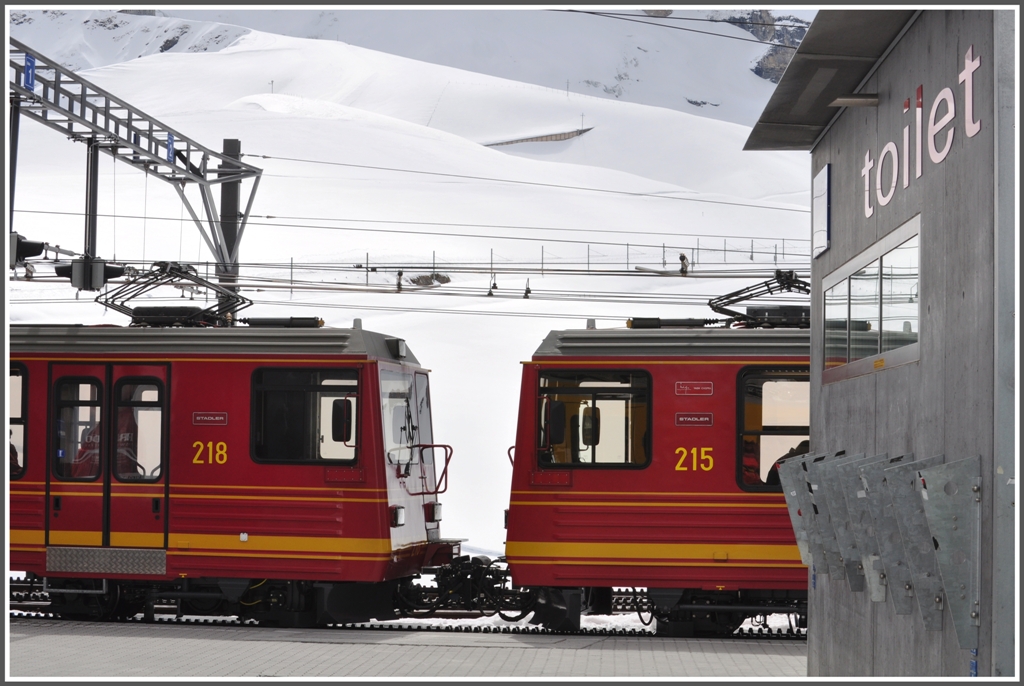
[581,406,600,446]
[332,398,353,443]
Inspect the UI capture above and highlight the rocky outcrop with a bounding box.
[725,10,809,83]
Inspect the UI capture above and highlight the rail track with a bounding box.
[10,578,806,640]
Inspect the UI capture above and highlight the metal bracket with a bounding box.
[43,578,108,595]
[885,454,946,631]
[805,453,847,580]
[859,453,916,615]
[918,455,982,651]
[836,453,891,602]
[777,453,817,566]
[778,453,828,570]
[820,452,868,591]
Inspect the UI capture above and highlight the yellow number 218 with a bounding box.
[675,447,713,472]
[193,441,228,465]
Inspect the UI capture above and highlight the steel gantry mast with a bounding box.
[8,37,262,297]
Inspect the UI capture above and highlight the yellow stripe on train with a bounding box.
[504,541,803,562]
[168,533,392,555]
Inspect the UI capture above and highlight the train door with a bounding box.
[49,363,168,549]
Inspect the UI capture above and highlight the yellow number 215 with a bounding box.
[675,447,713,472]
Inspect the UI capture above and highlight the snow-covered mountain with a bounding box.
[7,9,814,554]
[11,8,814,127]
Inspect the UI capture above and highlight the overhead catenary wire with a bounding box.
[13,209,812,259]
[5,294,634,322]
[551,9,801,49]
[241,154,810,215]
[5,292,769,324]
[10,262,810,311]
[566,10,810,30]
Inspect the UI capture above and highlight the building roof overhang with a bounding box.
[744,10,920,151]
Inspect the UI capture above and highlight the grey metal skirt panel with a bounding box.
[46,547,167,576]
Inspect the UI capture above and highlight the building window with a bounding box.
[881,236,920,352]
[53,379,103,480]
[251,369,358,463]
[824,278,848,368]
[9,364,27,480]
[537,370,650,468]
[738,368,809,491]
[113,380,164,481]
[849,259,881,362]
[821,215,920,383]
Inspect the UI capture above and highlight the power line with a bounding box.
[242,154,810,215]
[4,294,671,323]
[552,10,800,49]
[13,209,812,258]
[13,208,811,244]
[572,11,809,30]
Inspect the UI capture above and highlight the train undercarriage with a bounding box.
[16,556,806,637]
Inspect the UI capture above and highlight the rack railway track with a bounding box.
[10,578,806,640]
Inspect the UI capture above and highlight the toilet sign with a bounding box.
[859,45,982,218]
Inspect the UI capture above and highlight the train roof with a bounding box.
[533,326,810,359]
[8,323,421,365]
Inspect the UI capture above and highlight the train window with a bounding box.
[113,380,164,482]
[380,368,423,465]
[9,364,27,480]
[537,370,650,468]
[53,379,103,481]
[737,368,809,491]
[251,368,359,463]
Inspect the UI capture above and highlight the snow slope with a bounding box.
[7,13,813,555]
[164,7,816,127]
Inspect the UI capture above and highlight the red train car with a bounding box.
[9,321,457,625]
[504,323,810,634]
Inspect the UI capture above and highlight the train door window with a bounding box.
[737,368,809,491]
[9,364,27,479]
[414,373,434,465]
[537,370,650,468]
[113,380,164,481]
[53,379,103,481]
[251,368,359,463]
[318,377,358,461]
[380,369,418,465]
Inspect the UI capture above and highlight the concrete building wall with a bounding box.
[806,10,1013,676]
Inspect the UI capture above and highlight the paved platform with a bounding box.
[8,617,806,679]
